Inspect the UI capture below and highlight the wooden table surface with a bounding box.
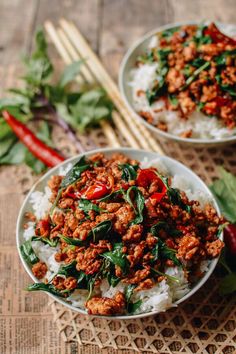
[0,1,235,353]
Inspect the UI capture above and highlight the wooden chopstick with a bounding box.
[57,25,140,149]
[45,21,121,148]
[59,19,164,155]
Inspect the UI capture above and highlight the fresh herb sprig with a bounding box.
[0,29,112,173]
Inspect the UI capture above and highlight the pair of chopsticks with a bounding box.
[44,19,164,155]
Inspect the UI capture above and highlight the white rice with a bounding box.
[129,25,236,140]
[23,158,211,315]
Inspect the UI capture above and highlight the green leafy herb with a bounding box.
[193,24,212,46]
[102,243,129,274]
[119,163,138,181]
[61,156,90,189]
[89,220,112,243]
[20,240,39,266]
[78,199,105,215]
[98,188,124,202]
[125,284,142,313]
[57,260,80,278]
[149,230,181,267]
[160,26,180,39]
[58,234,83,246]
[125,186,145,225]
[59,60,84,88]
[219,272,236,295]
[137,50,155,64]
[26,283,68,297]
[210,167,236,223]
[150,267,180,283]
[168,95,179,107]
[146,48,171,104]
[181,61,210,90]
[0,29,112,172]
[31,236,59,247]
[215,49,236,66]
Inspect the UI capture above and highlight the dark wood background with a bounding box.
[0,1,235,353]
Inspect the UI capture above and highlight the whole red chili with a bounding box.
[224,224,236,255]
[204,23,236,45]
[2,111,65,167]
[82,182,110,200]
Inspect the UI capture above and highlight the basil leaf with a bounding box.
[219,273,236,295]
[158,239,181,266]
[61,156,90,189]
[31,236,59,247]
[119,163,138,181]
[98,189,124,202]
[125,284,142,313]
[20,240,39,266]
[161,26,180,39]
[125,186,145,225]
[89,220,112,243]
[78,199,105,215]
[215,49,236,66]
[58,235,83,246]
[181,61,210,91]
[210,167,236,223]
[26,283,68,297]
[102,243,129,274]
[107,271,121,287]
[58,260,80,278]
[59,60,84,87]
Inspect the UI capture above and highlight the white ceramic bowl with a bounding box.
[16,148,222,319]
[119,22,236,147]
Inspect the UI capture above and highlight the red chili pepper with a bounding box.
[224,224,236,255]
[66,191,82,199]
[204,23,236,45]
[150,189,167,203]
[203,96,233,115]
[136,169,157,188]
[82,182,110,200]
[2,111,65,167]
[137,168,167,202]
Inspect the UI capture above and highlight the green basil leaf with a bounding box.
[59,60,84,87]
[57,260,80,278]
[61,156,90,189]
[119,163,138,181]
[181,61,210,90]
[59,234,83,246]
[161,27,180,39]
[125,284,142,313]
[26,283,68,297]
[78,199,105,215]
[31,236,58,247]
[89,220,112,243]
[102,243,129,274]
[20,240,39,266]
[125,186,145,225]
[219,272,236,295]
[210,167,236,223]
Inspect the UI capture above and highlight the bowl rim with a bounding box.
[119,20,236,145]
[16,147,222,320]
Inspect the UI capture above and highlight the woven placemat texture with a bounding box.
[49,130,236,354]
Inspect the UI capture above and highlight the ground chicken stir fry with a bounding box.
[22,153,224,316]
[137,23,236,136]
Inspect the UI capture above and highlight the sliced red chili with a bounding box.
[66,191,82,199]
[150,189,167,203]
[204,23,236,45]
[137,168,159,188]
[82,182,110,200]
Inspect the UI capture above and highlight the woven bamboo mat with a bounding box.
[48,131,236,354]
[2,59,236,353]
